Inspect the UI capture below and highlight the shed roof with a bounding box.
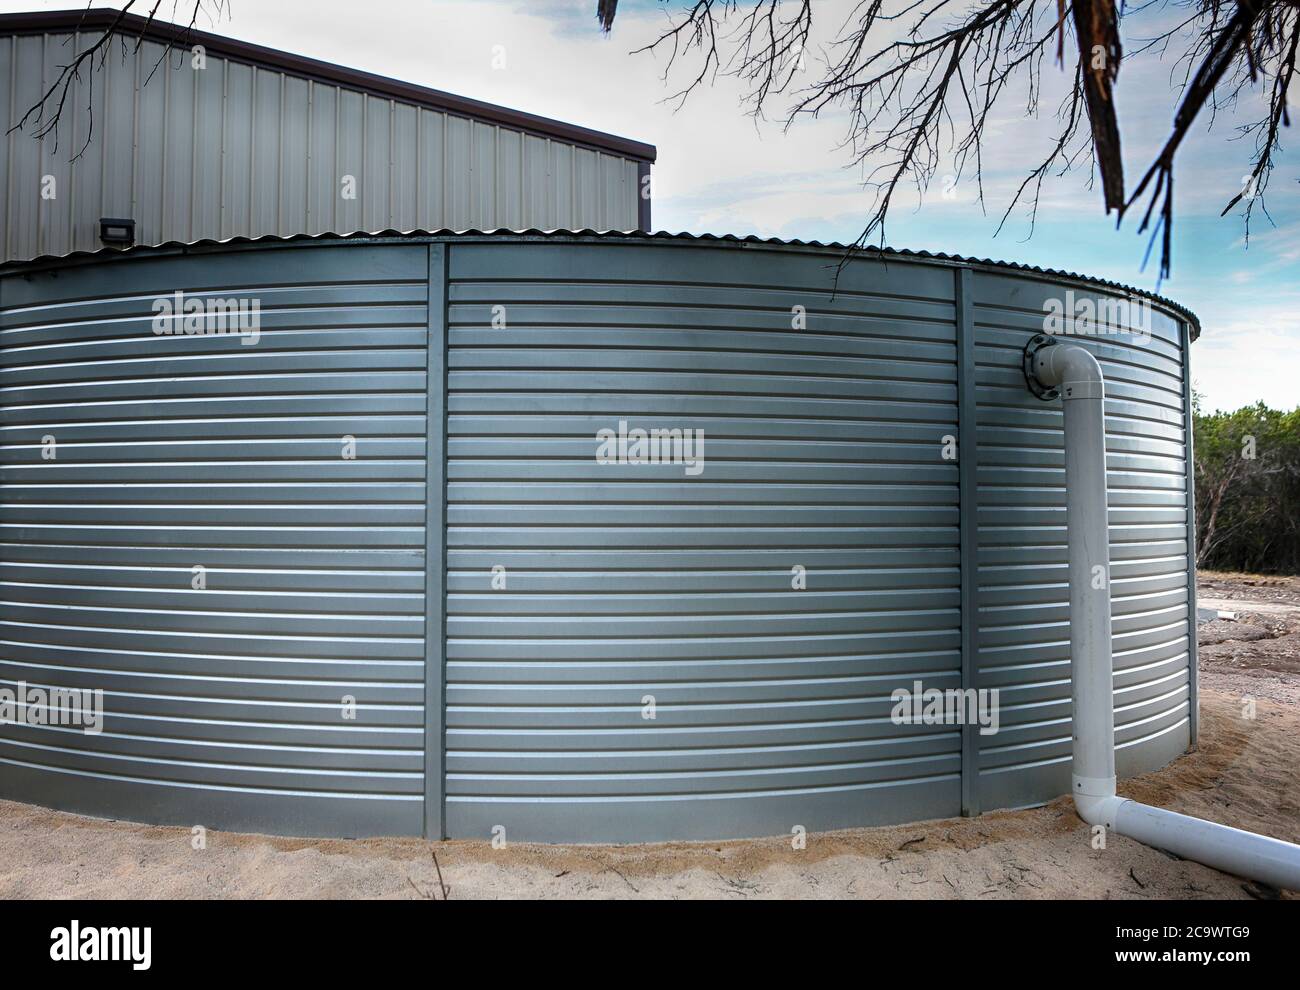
[0,8,656,162]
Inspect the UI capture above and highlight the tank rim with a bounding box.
[0,227,1202,341]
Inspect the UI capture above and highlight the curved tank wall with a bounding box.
[0,232,1196,841]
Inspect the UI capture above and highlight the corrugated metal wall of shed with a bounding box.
[971,272,1192,809]
[0,243,431,836]
[443,240,964,842]
[0,31,642,264]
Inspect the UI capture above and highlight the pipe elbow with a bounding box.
[1073,791,1128,830]
[1033,342,1104,400]
[1073,773,1125,829]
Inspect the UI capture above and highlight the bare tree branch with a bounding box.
[8,1,223,161]
[604,0,1300,278]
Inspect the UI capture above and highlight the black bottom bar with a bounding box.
[0,899,1288,978]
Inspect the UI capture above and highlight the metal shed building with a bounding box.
[0,10,655,263]
[0,230,1199,842]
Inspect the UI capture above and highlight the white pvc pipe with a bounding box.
[1115,802,1300,890]
[1030,339,1300,891]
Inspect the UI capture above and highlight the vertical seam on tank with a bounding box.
[956,265,980,816]
[1181,319,1199,748]
[423,241,449,839]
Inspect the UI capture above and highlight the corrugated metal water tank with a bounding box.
[0,232,1198,841]
[0,244,431,836]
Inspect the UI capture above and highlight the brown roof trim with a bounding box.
[0,8,657,162]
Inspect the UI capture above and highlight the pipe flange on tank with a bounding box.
[1022,332,1060,401]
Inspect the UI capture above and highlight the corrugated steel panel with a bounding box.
[0,232,1199,840]
[0,242,431,836]
[2,228,1202,340]
[0,31,644,264]
[442,240,964,841]
[971,271,1192,808]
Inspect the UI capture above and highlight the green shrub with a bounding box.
[1193,395,1300,574]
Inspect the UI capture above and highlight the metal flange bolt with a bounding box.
[1022,332,1060,401]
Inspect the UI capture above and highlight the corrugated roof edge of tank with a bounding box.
[1,227,1201,340]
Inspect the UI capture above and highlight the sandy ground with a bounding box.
[1197,571,1300,682]
[1,572,1297,900]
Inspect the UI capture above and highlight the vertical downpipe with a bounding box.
[1054,349,1117,816]
[1027,333,1300,887]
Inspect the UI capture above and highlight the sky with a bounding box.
[4,0,1296,413]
